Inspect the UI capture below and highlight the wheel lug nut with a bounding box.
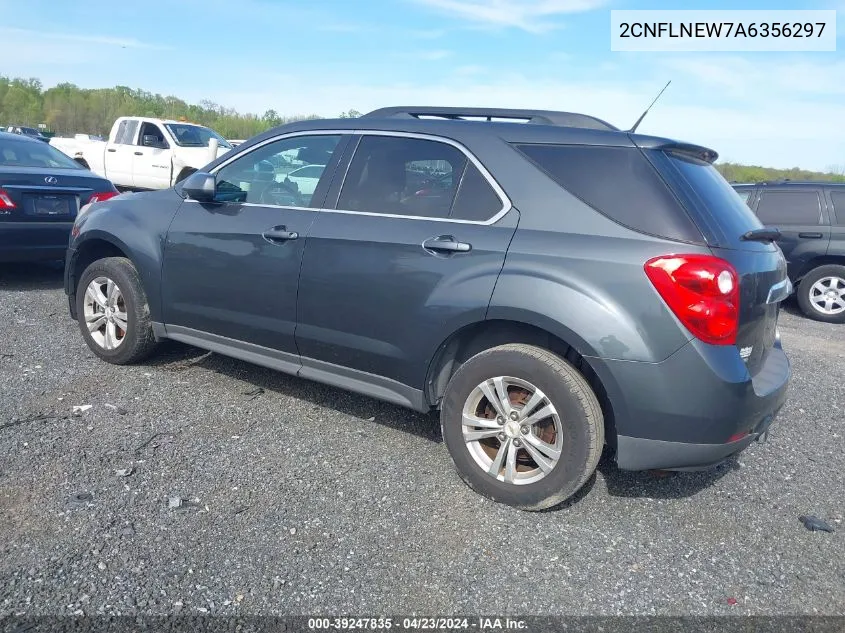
[497,433,506,442]
[513,439,522,447]
[497,416,505,425]
[521,425,529,435]
[509,411,519,421]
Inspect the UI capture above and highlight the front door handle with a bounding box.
[798,232,823,239]
[262,227,299,243]
[107,148,117,153]
[422,236,472,254]
[134,151,143,156]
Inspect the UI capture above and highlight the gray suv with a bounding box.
[64,107,791,510]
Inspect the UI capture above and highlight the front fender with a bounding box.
[68,189,184,322]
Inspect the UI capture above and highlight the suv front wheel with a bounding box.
[440,344,604,511]
[796,264,845,324]
[76,257,159,364]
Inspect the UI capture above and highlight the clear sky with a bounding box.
[2,0,843,171]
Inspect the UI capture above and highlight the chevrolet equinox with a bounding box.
[64,107,791,510]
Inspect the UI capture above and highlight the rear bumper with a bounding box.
[588,334,790,471]
[615,404,781,471]
[0,221,73,262]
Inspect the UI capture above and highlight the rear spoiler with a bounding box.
[629,135,719,164]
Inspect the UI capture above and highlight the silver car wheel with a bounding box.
[461,376,563,486]
[83,276,128,350]
[809,276,845,315]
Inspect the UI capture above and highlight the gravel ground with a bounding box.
[0,261,843,618]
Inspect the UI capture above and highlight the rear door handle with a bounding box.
[107,148,117,153]
[422,236,472,253]
[134,151,143,156]
[262,227,299,243]
[798,232,823,239]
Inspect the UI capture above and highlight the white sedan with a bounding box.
[282,164,325,196]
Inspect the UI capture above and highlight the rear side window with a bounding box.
[756,190,822,225]
[114,120,138,145]
[513,143,703,243]
[831,192,845,225]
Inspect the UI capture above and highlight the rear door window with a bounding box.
[450,163,504,221]
[756,190,822,225]
[828,191,844,225]
[338,135,467,219]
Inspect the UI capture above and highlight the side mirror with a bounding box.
[142,135,166,149]
[181,172,216,202]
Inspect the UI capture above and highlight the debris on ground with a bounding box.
[134,432,170,454]
[168,496,184,509]
[0,413,62,431]
[68,492,94,506]
[104,403,128,415]
[799,515,835,533]
[72,405,93,416]
[727,597,738,606]
[233,506,249,515]
[242,387,264,399]
[115,467,134,477]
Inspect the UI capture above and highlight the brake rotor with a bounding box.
[478,385,557,469]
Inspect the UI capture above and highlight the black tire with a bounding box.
[440,344,604,511]
[76,256,159,364]
[796,264,845,324]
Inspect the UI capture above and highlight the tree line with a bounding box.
[1,75,841,181]
[0,76,364,140]
[715,162,845,184]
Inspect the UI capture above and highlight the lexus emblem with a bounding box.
[44,176,58,185]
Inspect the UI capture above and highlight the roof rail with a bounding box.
[361,106,619,131]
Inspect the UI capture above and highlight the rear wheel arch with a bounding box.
[425,319,617,452]
[796,254,845,282]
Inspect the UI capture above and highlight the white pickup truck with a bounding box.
[50,116,233,190]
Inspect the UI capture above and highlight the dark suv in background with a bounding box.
[64,107,791,510]
[732,181,845,323]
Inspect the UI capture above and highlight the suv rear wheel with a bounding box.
[76,257,159,364]
[440,344,604,511]
[796,264,845,324]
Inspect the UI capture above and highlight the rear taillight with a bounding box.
[89,190,120,204]
[0,188,17,210]
[644,254,739,346]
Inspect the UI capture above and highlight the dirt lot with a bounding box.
[1,261,843,617]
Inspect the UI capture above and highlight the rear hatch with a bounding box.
[642,143,789,376]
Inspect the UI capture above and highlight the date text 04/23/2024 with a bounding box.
[307,617,528,630]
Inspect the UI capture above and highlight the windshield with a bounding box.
[164,123,232,149]
[0,137,82,169]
